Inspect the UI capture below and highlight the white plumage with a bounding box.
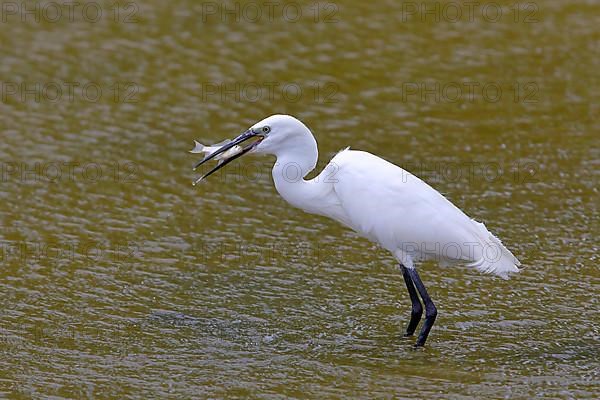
[192,114,521,346]
[312,149,520,279]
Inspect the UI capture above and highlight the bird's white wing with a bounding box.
[330,149,519,278]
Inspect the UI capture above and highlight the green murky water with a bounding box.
[1,0,598,398]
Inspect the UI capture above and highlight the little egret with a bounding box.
[192,115,520,347]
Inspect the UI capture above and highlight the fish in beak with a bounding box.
[189,140,244,160]
[191,129,265,185]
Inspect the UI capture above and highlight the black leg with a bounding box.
[406,267,437,347]
[400,264,423,336]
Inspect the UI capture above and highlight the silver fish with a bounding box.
[189,140,243,160]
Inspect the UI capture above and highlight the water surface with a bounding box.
[0,0,598,398]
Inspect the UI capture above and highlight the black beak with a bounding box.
[192,129,264,184]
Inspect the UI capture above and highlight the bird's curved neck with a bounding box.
[271,134,322,210]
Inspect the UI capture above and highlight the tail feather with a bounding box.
[467,221,521,279]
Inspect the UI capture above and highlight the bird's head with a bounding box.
[193,114,316,183]
[248,114,313,154]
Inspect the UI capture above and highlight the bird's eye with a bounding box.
[262,126,271,134]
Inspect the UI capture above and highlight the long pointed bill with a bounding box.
[192,129,264,185]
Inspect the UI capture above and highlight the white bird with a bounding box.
[192,114,520,347]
